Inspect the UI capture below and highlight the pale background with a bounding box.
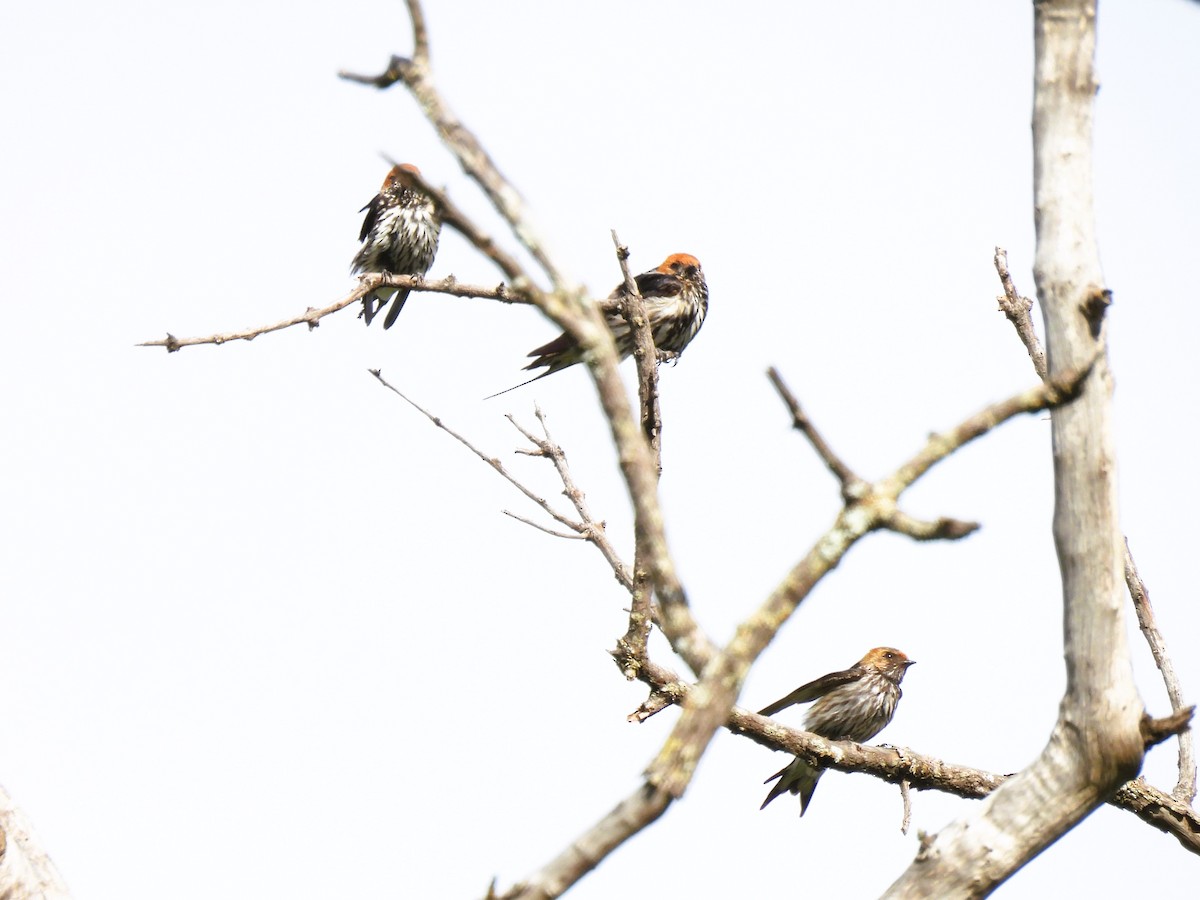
[2,0,1198,896]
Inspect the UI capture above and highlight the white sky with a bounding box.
[2,0,1198,896]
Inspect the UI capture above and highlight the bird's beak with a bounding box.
[904,660,917,668]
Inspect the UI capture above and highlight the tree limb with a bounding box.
[0,784,73,899]
[137,275,524,351]
[885,4,1144,894]
[492,784,672,900]
[994,246,1048,380]
[1126,540,1197,802]
[611,231,663,473]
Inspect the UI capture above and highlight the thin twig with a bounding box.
[767,366,861,493]
[611,231,663,473]
[881,352,1097,497]
[509,409,634,592]
[369,370,581,536]
[1126,539,1197,802]
[994,247,1048,380]
[883,510,980,541]
[368,382,634,596]
[137,275,524,351]
[495,784,672,900]
[502,511,584,540]
[900,779,913,834]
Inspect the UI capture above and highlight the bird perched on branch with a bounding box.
[351,163,441,329]
[759,647,914,815]
[488,252,708,398]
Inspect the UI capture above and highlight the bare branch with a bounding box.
[611,231,662,471]
[994,246,1048,380]
[495,784,672,900]
[580,334,716,675]
[512,409,634,592]
[886,4,1143,892]
[0,785,73,899]
[501,511,584,540]
[1141,708,1195,750]
[137,275,524,351]
[883,511,980,542]
[1127,539,1197,802]
[767,366,861,492]
[900,779,913,834]
[881,353,1095,496]
[1113,779,1200,855]
[368,370,582,537]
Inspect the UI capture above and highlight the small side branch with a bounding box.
[369,371,583,538]
[137,275,523,351]
[611,231,663,471]
[1141,708,1195,750]
[767,366,861,494]
[882,353,1095,495]
[0,786,73,899]
[994,246,1048,380]
[1126,539,1197,802]
[508,408,634,592]
[493,783,672,900]
[1113,779,1200,855]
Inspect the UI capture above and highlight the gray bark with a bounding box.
[883,2,1145,895]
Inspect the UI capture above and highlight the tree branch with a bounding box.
[509,408,633,592]
[493,784,672,900]
[611,231,663,473]
[766,366,862,494]
[1126,540,1197,802]
[885,4,1144,893]
[137,275,524,351]
[994,246,1048,380]
[368,371,636,593]
[0,785,73,899]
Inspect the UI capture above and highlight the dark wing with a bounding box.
[758,666,863,717]
[525,331,576,363]
[358,195,383,242]
[631,270,682,299]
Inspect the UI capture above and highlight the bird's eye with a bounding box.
[883,651,895,659]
